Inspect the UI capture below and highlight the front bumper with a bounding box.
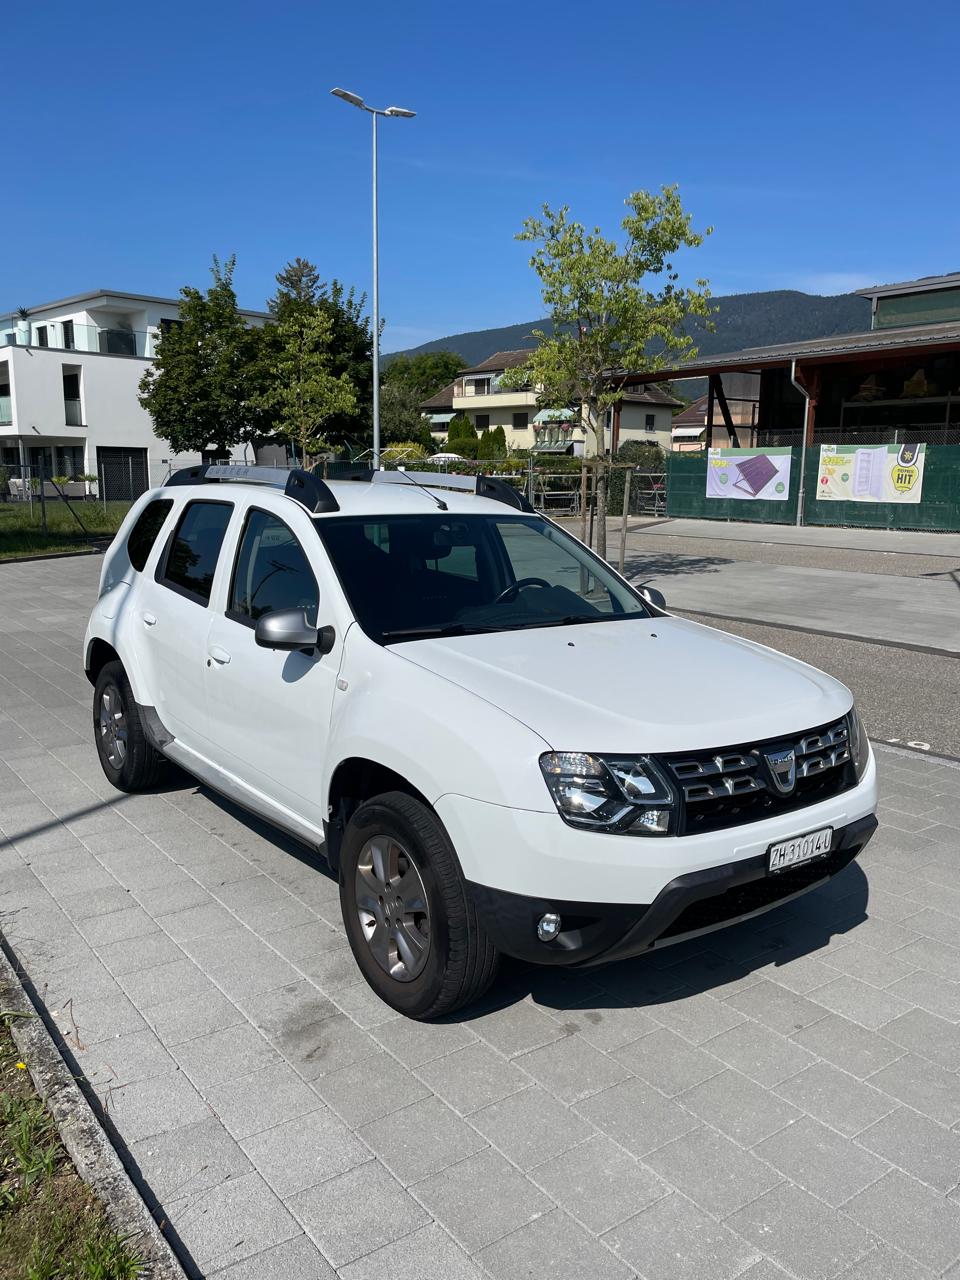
[468,813,877,967]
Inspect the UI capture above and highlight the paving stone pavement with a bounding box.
[2,555,960,1278]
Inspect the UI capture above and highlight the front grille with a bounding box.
[658,844,855,940]
[660,718,855,836]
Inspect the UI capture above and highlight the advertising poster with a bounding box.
[706,447,793,501]
[816,443,926,503]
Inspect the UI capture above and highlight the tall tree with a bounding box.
[380,351,465,447]
[270,257,322,314]
[501,187,713,557]
[255,308,358,466]
[139,255,266,456]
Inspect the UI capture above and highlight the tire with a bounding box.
[339,791,499,1020]
[93,660,165,792]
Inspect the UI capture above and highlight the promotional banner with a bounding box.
[706,447,792,501]
[816,443,926,503]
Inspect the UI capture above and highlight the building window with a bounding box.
[512,412,528,431]
[475,414,490,431]
[55,445,84,479]
[470,377,491,396]
[63,368,82,426]
[62,320,75,350]
[645,413,656,428]
[160,318,184,335]
[36,326,49,348]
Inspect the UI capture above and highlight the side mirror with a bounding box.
[638,586,667,612]
[255,609,335,655]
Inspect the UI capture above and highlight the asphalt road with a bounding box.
[676,610,960,760]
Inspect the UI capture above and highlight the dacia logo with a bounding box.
[763,746,797,795]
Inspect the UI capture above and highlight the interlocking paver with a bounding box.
[7,559,960,1280]
[603,1192,760,1280]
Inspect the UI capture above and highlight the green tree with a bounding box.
[447,413,476,443]
[267,261,373,453]
[254,308,358,466]
[139,255,266,456]
[501,187,713,558]
[379,351,465,448]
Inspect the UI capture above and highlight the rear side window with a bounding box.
[127,499,173,572]
[229,510,319,626]
[161,501,233,604]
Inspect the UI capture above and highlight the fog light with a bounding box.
[537,912,561,942]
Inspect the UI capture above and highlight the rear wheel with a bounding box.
[93,661,164,792]
[339,791,499,1019]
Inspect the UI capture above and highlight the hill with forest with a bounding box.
[387,290,871,371]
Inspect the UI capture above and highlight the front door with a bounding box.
[202,504,342,831]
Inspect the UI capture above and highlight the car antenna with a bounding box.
[387,469,448,511]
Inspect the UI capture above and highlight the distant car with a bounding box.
[431,452,465,464]
[84,464,878,1020]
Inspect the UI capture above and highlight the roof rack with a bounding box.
[370,470,534,513]
[163,464,339,514]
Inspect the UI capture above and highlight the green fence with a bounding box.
[666,445,960,531]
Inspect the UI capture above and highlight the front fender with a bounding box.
[324,629,552,813]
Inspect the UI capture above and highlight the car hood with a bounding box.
[392,616,852,753]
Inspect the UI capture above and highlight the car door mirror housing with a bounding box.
[255,609,325,653]
[638,586,667,612]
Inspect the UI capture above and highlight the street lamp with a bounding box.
[331,87,416,469]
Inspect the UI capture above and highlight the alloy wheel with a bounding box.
[354,836,430,982]
[98,684,128,770]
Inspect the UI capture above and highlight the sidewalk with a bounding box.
[613,519,960,655]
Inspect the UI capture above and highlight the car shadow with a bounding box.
[457,861,869,1021]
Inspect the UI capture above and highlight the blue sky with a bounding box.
[7,0,959,350]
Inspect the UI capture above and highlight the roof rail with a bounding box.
[163,464,339,514]
[372,470,533,513]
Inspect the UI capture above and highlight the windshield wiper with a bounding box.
[382,623,501,642]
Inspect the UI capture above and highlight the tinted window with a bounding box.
[317,514,647,644]
[229,510,318,626]
[162,501,233,603]
[127,498,173,572]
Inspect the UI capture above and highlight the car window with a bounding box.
[496,519,613,611]
[127,499,173,572]
[161,501,233,604]
[229,509,319,627]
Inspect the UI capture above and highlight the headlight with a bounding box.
[539,752,676,835]
[848,706,870,780]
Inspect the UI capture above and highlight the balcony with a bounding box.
[64,399,83,427]
[0,394,10,425]
[2,321,149,357]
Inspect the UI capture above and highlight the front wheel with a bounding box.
[339,791,499,1019]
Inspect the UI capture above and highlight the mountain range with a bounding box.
[388,290,872,372]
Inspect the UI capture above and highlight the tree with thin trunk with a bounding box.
[500,187,713,559]
[254,308,358,467]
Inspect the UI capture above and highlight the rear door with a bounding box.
[202,499,344,829]
[143,498,236,747]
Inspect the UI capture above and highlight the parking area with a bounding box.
[3,556,960,1279]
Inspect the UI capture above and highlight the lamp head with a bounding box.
[384,106,416,118]
[331,87,365,109]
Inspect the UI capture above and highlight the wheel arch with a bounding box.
[85,637,121,687]
[325,756,434,874]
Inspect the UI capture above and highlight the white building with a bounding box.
[0,290,269,498]
[421,350,681,455]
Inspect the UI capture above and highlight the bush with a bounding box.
[381,441,429,465]
[616,440,665,469]
[447,413,476,443]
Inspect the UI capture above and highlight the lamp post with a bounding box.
[331,87,415,470]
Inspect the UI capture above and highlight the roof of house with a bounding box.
[6,289,271,321]
[419,380,458,411]
[621,385,684,408]
[622,319,960,385]
[460,349,536,375]
[671,393,708,426]
[855,272,960,299]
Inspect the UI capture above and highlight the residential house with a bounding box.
[421,349,681,455]
[1,290,269,498]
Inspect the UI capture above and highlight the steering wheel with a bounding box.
[493,576,552,605]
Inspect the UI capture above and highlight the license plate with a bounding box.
[768,826,833,873]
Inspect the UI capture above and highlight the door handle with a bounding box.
[207,645,231,666]
[142,612,157,627]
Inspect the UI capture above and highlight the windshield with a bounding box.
[316,513,649,643]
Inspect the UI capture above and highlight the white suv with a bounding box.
[84,464,878,1019]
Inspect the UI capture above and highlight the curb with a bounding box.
[0,936,187,1280]
[0,546,106,565]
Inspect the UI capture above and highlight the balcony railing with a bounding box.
[64,399,83,427]
[1,321,150,357]
[0,394,10,425]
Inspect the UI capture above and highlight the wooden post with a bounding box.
[578,461,588,543]
[712,375,740,448]
[587,466,595,549]
[618,467,632,574]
